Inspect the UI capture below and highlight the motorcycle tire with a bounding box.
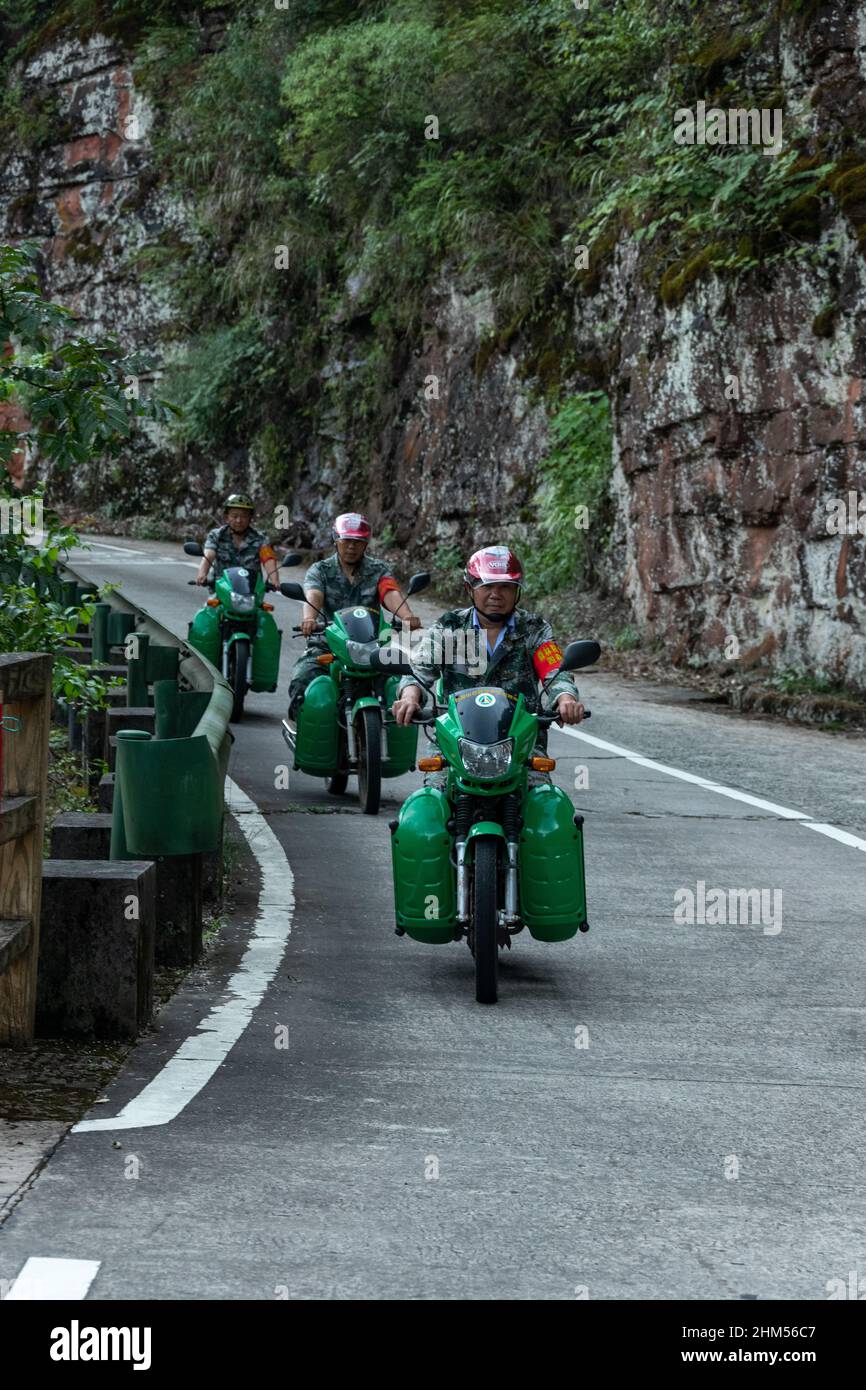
[328,730,349,795]
[229,638,249,723]
[356,706,382,815]
[472,837,499,1004]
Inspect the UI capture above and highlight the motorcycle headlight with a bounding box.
[458,737,514,780]
[345,639,378,666]
[229,594,255,613]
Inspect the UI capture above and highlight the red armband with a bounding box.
[258,544,276,563]
[532,640,563,680]
[377,575,400,602]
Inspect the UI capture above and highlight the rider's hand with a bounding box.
[392,691,422,726]
[406,614,422,631]
[300,617,318,638]
[195,572,209,586]
[555,695,585,725]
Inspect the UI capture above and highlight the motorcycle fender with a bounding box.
[391,787,456,944]
[251,608,281,692]
[187,603,221,668]
[382,674,418,777]
[349,694,381,723]
[295,672,339,774]
[464,821,506,859]
[519,784,586,941]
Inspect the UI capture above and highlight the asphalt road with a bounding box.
[1,535,864,1300]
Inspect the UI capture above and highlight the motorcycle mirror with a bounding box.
[406,571,431,596]
[557,639,601,673]
[280,581,306,600]
[280,551,302,568]
[183,540,204,557]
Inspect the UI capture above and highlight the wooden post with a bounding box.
[0,653,52,1045]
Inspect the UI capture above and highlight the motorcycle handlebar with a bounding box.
[538,708,591,725]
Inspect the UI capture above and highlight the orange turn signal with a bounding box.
[530,756,556,772]
[418,755,445,772]
[316,652,335,665]
[206,597,220,607]
[262,601,274,611]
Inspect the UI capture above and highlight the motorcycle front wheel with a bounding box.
[471,837,499,1004]
[228,638,249,723]
[356,706,382,815]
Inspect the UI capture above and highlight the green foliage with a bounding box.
[133,0,849,503]
[0,243,177,471]
[612,624,641,652]
[0,487,122,710]
[528,391,613,594]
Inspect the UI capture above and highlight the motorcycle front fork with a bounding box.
[454,835,522,939]
[341,704,388,768]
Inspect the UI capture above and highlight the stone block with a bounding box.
[37,859,156,1038]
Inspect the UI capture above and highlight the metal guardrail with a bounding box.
[60,561,233,857]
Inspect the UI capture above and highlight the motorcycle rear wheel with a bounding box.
[472,837,499,1004]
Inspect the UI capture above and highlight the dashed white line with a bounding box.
[557,725,866,852]
[4,1257,101,1300]
[73,776,294,1132]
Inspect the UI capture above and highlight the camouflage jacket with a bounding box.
[204,523,272,577]
[398,606,578,712]
[304,552,396,621]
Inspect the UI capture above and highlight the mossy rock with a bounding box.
[576,223,618,297]
[658,244,723,307]
[688,28,751,89]
[66,225,104,266]
[779,190,823,240]
[812,304,835,337]
[473,334,497,382]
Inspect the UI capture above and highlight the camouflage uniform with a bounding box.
[288,551,397,710]
[204,523,272,577]
[398,606,578,779]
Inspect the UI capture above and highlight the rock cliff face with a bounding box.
[2,5,864,683]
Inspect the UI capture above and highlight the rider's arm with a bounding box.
[533,625,580,709]
[197,547,216,585]
[258,542,279,587]
[380,581,421,629]
[302,587,325,634]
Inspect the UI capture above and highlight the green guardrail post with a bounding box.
[146,645,180,685]
[91,602,111,665]
[110,728,153,859]
[107,611,136,651]
[154,679,180,739]
[127,632,150,707]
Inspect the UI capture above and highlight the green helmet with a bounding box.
[224,493,254,512]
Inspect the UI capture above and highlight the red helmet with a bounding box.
[463,545,523,587]
[333,512,372,541]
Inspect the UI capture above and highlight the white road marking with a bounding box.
[77,540,147,554]
[557,725,866,852]
[73,777,295,1132]
[802,822,866,852]
[4,1257,100,1300]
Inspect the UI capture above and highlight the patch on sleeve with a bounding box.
[258,544,276,562]
[532,640,563,680]
[377,575,400,601]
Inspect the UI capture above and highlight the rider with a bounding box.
[391,545,585,737]
[287,511,423,721]
[196,493,280,588]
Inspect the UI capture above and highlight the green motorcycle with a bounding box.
[184,540,301,722]
[389,640,599,1003]
[279,571,431,814]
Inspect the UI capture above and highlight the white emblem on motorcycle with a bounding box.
[353,608,367,618]
[475,692,496,707]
